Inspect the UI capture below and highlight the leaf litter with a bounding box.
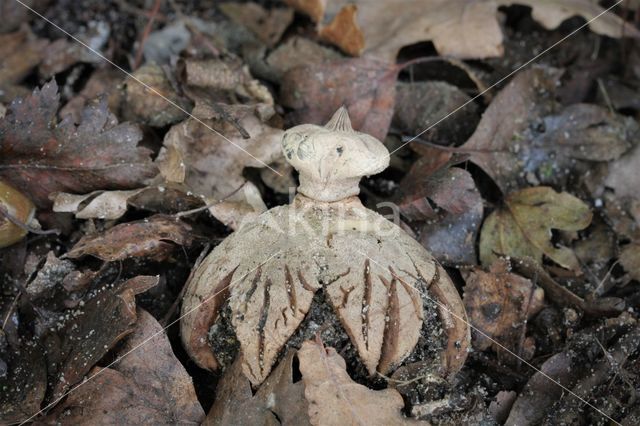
[1,1,640,425]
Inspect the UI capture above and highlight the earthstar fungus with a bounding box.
[180,107,470,385]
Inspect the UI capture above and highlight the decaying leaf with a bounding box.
[161,103,283,228]
[280,57,397,140]
[298,340,425,426]
[60,68,123,123]
[461,67,639,192]
[205,350,309,425]
[66,215,195,262]
[462,260,544,352]
[263,36,343,81]
[497,0,640,39]
[123,63,190,127]
[285,0,639,61]
[49,275,159,400]
[0,28,48,88]
[603,139,640,201]
[45,309,204,424]
[398,165,483,265]
[0,341,46,424]
[219,2,294,47]
[394,81,480,148]
[620,243,640,282]
[0,81,157,207]
[479,187,592,272]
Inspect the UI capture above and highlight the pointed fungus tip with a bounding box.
[324,106,354,133]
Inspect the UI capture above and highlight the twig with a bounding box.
[133,0,162,70]
[0,203,59,236]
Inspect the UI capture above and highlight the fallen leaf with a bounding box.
[205,350,309,425]
[604,138,640,201]
[0,341,46,424]
[0,80,157,207]
[161,103,282,228]
[66,215,195,262]
[479,187,592,271]
[25,251,75,298]
[284,0,503,60]
[462,67,639,192]
[48,275,159,400]
[123,63,190,127]
[219,2,294,47]
[38,22,109,78]
[620,243,640,282]
[60,68,123,123]
[0,28,48,87]
[394,81,480,148]
[285,0,639,61]
[462,260,544,352]
[280,57,397,140]
[298,340,425,426]
[45,309,204,424]
[263,35,343,81]
[398,165,483,265]
[497,0,640,39]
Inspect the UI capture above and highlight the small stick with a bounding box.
[133,0,162,70]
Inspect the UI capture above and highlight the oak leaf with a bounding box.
[285,0,639,61]
[479,187,592,271]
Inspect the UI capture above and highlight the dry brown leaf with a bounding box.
[219,2,294,47]
[0,81,157,207]
[284,0,503,60]
[0,28,48,87]
[263,36,343,81]
[479,187,592,272]
[280,57,397,140]
[45,309,204,424]
[66,215,195,262]
[462,260,544,352]
[298,340,425,426]
[50,276,159,400]
[205,350,309,425]
[123,63,190,127]
[285,0,639,61]
[161,103,283,228]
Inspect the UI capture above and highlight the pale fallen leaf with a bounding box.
[161,103,283,228]
[620,243,640,282]
[298,340,426,426]
[285,0,639,61]
[479,187,592,271]
[284,0,503,60]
